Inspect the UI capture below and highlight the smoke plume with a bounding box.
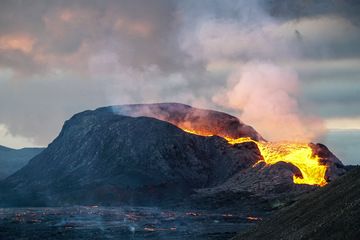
[213,62,324,141]
[178,1,325,141]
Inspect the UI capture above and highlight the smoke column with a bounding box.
[178,1,325,142]
[213,62,324,141]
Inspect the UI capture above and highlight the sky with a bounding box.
[0,0,359,164]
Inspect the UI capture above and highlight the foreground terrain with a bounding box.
[235,167,360,240]
[0,206,263,240]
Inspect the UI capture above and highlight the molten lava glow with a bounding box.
[182,128,327,186]
[182,128,214,137]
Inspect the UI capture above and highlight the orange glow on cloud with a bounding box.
[114,18,153,37]
[0,34,35,53]
[60,9,74,22]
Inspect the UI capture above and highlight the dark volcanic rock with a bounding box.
[311,143,346,181]
[191,161,317,212]
[235,167,360,240]
[0,106,260,207]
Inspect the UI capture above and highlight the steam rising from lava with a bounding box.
[112,103,329,186]
[213,62,325,142]
[178,2,325,142]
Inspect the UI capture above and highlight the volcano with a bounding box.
[0,103,345,209]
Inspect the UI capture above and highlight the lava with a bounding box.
[182,128,327,186]
[247,216,262,221]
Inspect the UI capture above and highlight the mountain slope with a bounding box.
[235,167,360,240]
[0,146,43,180]
[0,107,260,206]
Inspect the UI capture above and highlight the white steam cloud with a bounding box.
[213,62,324,141]
[178,1,325,142]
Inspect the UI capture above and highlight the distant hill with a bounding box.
[0,145,12,151]
[0,146,44,180]
[235,167,360,240]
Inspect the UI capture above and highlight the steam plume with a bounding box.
[213,62,324,141]
[178,1,325,142]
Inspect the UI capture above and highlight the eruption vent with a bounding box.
[111,103,342,187]
[183,128,327,186]
[213,62,325,142]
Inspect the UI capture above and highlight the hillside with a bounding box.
[235,167,360,240]
[0,146,43,180]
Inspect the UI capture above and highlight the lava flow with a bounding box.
[182,128,327,186]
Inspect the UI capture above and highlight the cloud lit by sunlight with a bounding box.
[325,117,360,130]
[0,124,39,149]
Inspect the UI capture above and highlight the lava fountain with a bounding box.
[182,128,327,186]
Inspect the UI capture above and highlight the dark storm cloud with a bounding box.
[0,0,183,74]
[0,0,359,74]
[0,0,359,72]
[0,0,359,146]
[262,0,360,23]
[261,0,360,59]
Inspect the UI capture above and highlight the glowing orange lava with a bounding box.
[182,128,327,186]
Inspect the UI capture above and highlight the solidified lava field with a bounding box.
[0,206,261,240]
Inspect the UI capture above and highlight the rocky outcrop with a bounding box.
[235,167,360,240]
[310,143,346,182]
